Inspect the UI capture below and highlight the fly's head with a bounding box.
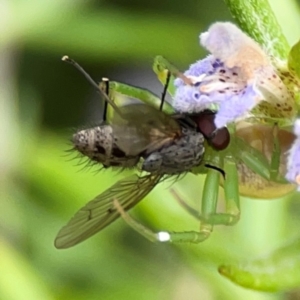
[181,110,230,151]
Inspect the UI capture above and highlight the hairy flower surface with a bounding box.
[174,22,297,129]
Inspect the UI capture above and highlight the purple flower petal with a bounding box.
[173,55,261,128]
[173,22,293,129]
[174,55,217,88]
[286,119,300,190]
[214,85,258,128]
[200,22,261,69]
[173,85,214,113]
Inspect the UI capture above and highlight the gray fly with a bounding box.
[54,56,228,249]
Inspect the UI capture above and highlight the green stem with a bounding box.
[224,0,290,59]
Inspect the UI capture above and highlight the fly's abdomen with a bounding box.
[142,129,205,175]
[72,125,139,168]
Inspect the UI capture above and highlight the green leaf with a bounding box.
[219,237,300,292]
[0,238,54,300]
[288,40,300,78]
[224,0,290,59]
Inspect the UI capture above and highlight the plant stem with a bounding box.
[224,0,290,59]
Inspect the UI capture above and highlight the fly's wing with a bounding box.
[112,104,181,156]
[54,174,162,249]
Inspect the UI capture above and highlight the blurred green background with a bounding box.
[2,0,300,299]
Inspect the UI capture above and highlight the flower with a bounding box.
[173,22,296,129]
[286,119,300,190]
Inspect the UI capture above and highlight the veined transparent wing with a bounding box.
[55,174,162,249]
[112,104,181,156]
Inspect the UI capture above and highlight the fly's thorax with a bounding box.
[72,125,139,168]
[142,128,205,175]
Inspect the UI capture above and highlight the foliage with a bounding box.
[2,0,300,299]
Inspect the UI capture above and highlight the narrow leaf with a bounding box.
[288,40,300,79]
[224,0,289,59]
[219,237,300,292]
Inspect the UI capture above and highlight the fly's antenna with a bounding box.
[62,55,122,116]
[160,70,171,111]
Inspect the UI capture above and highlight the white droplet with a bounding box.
[157,231,171,242]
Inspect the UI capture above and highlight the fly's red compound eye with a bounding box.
[193,112,230,150]
[210,127,230,150]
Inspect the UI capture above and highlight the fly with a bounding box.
[55,56,229,249]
